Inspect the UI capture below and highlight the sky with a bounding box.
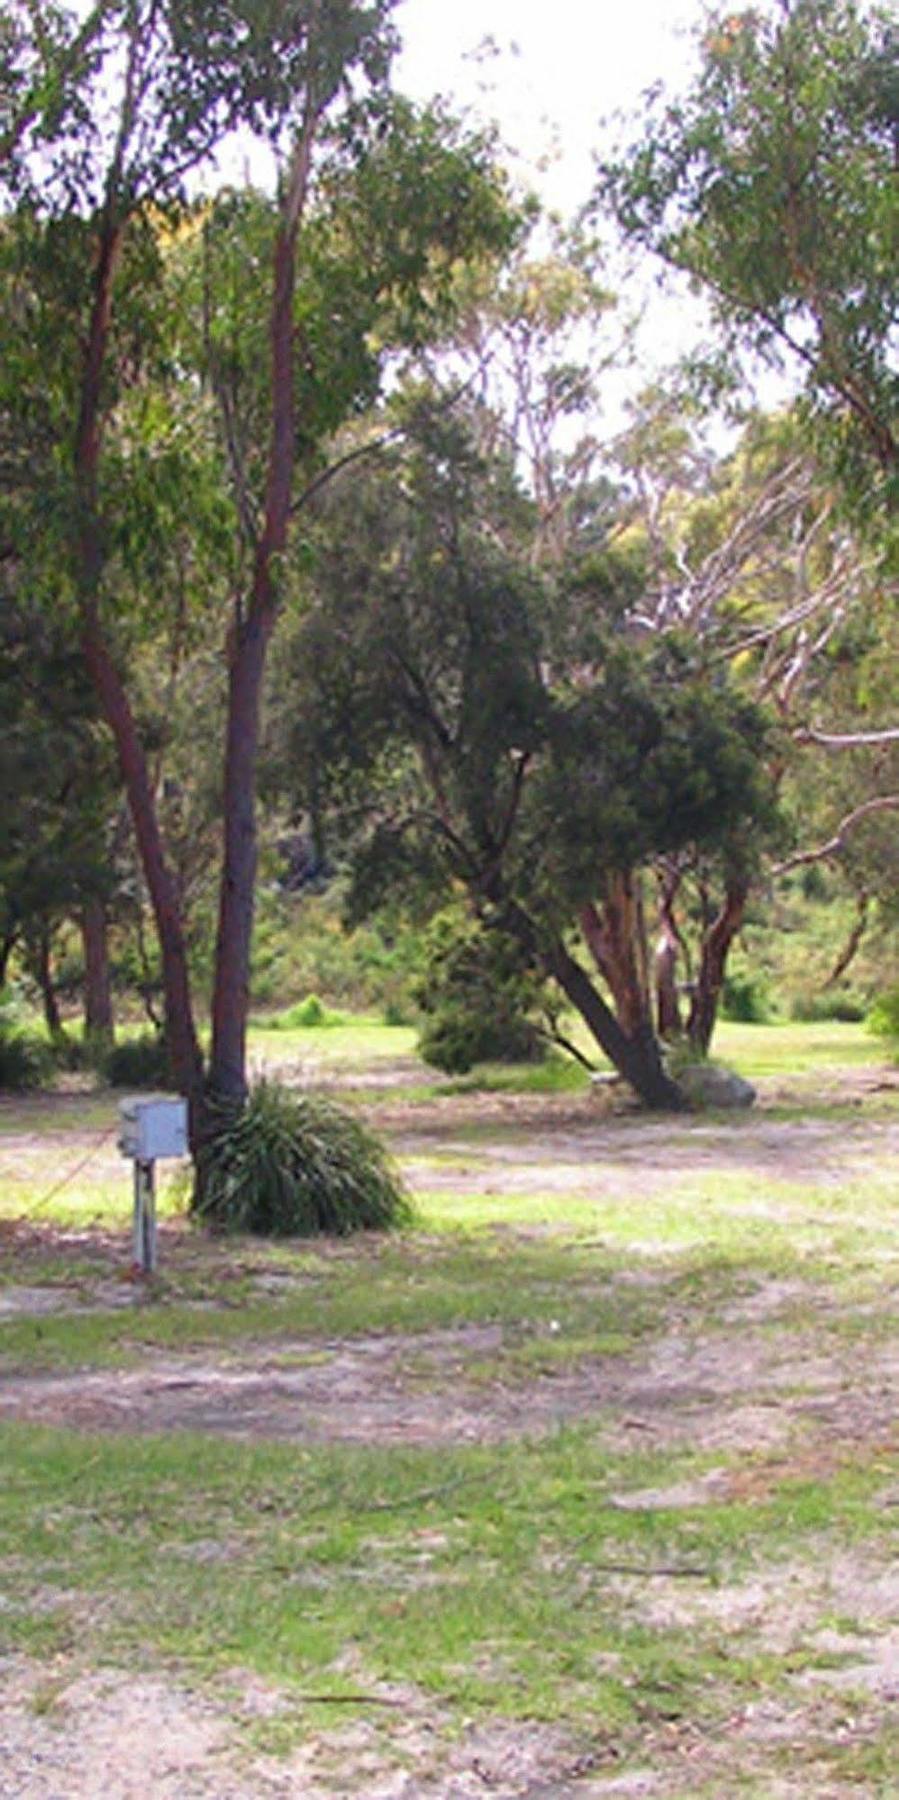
[395,0,700,214]
[392,0,718,401]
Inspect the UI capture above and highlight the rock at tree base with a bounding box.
[677,1063,756,1110]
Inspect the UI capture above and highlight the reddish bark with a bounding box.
[497,895,685,1110]
[580,874,653,1040]
[82,618,204,1100]
[655,866,684,1040]
[209,127,314,1099]
[73,204,204,1114]
[687,880,749,1054]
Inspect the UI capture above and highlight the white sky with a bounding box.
[395,0,700,213]
[394,0,793,426]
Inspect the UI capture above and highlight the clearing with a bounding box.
[1,1024,899,1796]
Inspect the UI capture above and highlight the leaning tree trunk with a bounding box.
[496,894,686,1110]
[81,895,115,1047]
[75,213,205,1127]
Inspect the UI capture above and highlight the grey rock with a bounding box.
[677,1061,757,1110]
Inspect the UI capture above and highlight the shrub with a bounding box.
[415,911,546,1074]
[102,1033,174,1089]
[0,1025,52,1091]
[867,988,899,1041]
[720,973,770,1024]
[418,1008,544,1075]
[790,989,866,1023]
[257,994,345,1031]
[194,1080,412,1238]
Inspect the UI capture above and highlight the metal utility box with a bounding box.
[118,1096,188,1162]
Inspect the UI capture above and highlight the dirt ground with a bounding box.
[2,1071,899,1796]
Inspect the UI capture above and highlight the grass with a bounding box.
[3,1420,897,1729]
[2,1018,899,1788]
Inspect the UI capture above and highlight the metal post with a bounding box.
[133,1158,157,1274]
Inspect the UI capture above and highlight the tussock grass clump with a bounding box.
[194,1078,411,1238]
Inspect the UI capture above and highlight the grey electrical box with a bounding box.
[118,1096,188,1161]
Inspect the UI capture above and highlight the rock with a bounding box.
[677,1061,756,1110]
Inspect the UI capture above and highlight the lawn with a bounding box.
[1,1019,899,1795]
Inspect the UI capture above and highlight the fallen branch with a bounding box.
[589,1560,713,1580]
[294,1693,407,1707]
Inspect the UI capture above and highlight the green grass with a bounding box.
[710,1017,885,1077]
[3,1022,899,1785]
[2,1420,897,1732]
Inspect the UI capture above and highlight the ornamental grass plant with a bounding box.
[193,1078,411,1238]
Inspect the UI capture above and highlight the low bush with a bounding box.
[790,988,866,1023]
[418,1008,544,1075]
[720,973,770,1024]
[255,994,347,1030]
[416,911,546,1075]
[194,1079,411,1238]
[102,1033,174,1089]
[866,988,899,1042]
[0,1025,53,1091]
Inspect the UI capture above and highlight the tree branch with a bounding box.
[795,725,899,750]
[773,796,899,874]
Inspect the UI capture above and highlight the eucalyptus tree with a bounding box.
[598,0,898,530]
[1,1,515,1132]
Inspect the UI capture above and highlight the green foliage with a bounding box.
[416,911,545,1074]
[102,1033,174,1090]
[598,0,898,525]
[866,988,899,1042]
[721,972,770,1024]
[260,994,344,1030]
[250,887,426,1017]
[790,989,866,1024]
[194,1079,411,1237]
[0,1021,52,1091]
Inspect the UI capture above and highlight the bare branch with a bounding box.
[772,796,899,874]
[795,725,899,750]
[826,891,869,986]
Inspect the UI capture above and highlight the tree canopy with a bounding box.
[597,0,898,527]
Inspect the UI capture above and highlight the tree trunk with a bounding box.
[82,617,204,1108]
[209,610,274,1099]
[30,929,64,1042]
[546,933,686,1109]
[208,128,314,1101]
[497,895,686,1110]
[655,866,684,1040]
[687,880,748,1054]
[0,927,17,991]
[579,876,652,1039]
[73,208,204,1124]
[82,895,114,1046]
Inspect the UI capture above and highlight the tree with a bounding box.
[1,2,515,1145]
[274,411,776,1108]
[0,598,118,1037]
[598,0,898,529]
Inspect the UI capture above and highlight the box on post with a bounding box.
[118,1096,188,1162]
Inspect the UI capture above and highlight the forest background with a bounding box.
[1,0,897,1175]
